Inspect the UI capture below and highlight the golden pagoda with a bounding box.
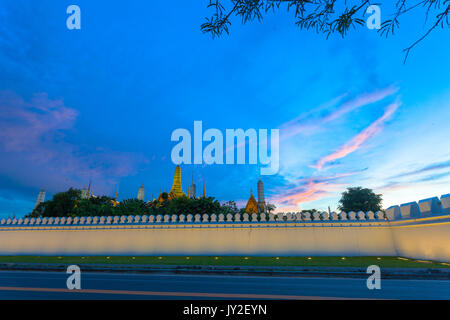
[169,165,184,198]
[244,191,258,214]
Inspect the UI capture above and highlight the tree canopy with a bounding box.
[338,186,382,212]
[27,188,253,218]
[31,188,81,217]
[202,0,450,62]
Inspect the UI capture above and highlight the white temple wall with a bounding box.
[390,220,450,262]
[0,224,396,256]
[385,195,450,262]
[0,194,448,261]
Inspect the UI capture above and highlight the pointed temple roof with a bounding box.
[244,191,258,214]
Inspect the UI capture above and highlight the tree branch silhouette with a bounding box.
[201,0,450,62]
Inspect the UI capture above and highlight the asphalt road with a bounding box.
[0,270,448,300]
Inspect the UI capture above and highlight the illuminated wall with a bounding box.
[0,194,449,261]
[385,195,450,262]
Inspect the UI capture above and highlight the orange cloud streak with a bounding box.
[272,180,346,211]
[271,172,366,209]
[314,101,401,170]
[279,86,398,140]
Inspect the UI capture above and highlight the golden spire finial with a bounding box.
[113,183,119,207]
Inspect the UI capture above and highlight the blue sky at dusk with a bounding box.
[0,1,449,217]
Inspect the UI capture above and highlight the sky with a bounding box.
[0,1,449,217]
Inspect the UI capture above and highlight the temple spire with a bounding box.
[34,188,46,210]
[137,183,145,201]
[257,178,266,213]
[113,183,119,207]
[202,181,206,198]
[186,180,189,197]
[170,165,183,197]
[188,172,196,198]
[81,185,88,199]
[87,180,92,199]
[244,190,258,214]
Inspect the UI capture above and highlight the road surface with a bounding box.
[0,270,448,299]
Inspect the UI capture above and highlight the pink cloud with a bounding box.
[322,86,398,122]
[231,199,248,208]
[279,86,398,141]
[0,91,77,152]
[313,101,401,170]
[223,86,398,154]
[272,180,344,209]
[0,91,147,194]
[377,183,412,192]
[271,170,365,210]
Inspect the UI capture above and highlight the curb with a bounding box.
[1,263,449,280]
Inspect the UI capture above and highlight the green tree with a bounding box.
[187,196,222,215]
[338,187,382,213]
[202,1,450,62]
[266,203,276,214]
[152,196,235,216]
[166,196,195,215]
[301,209,319,215]
[114,199,149,216]
[220,201,239,215]
[29,201,48,218]
[72,196,115,217]
[29,188,81,217]
[28,188,255,218]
